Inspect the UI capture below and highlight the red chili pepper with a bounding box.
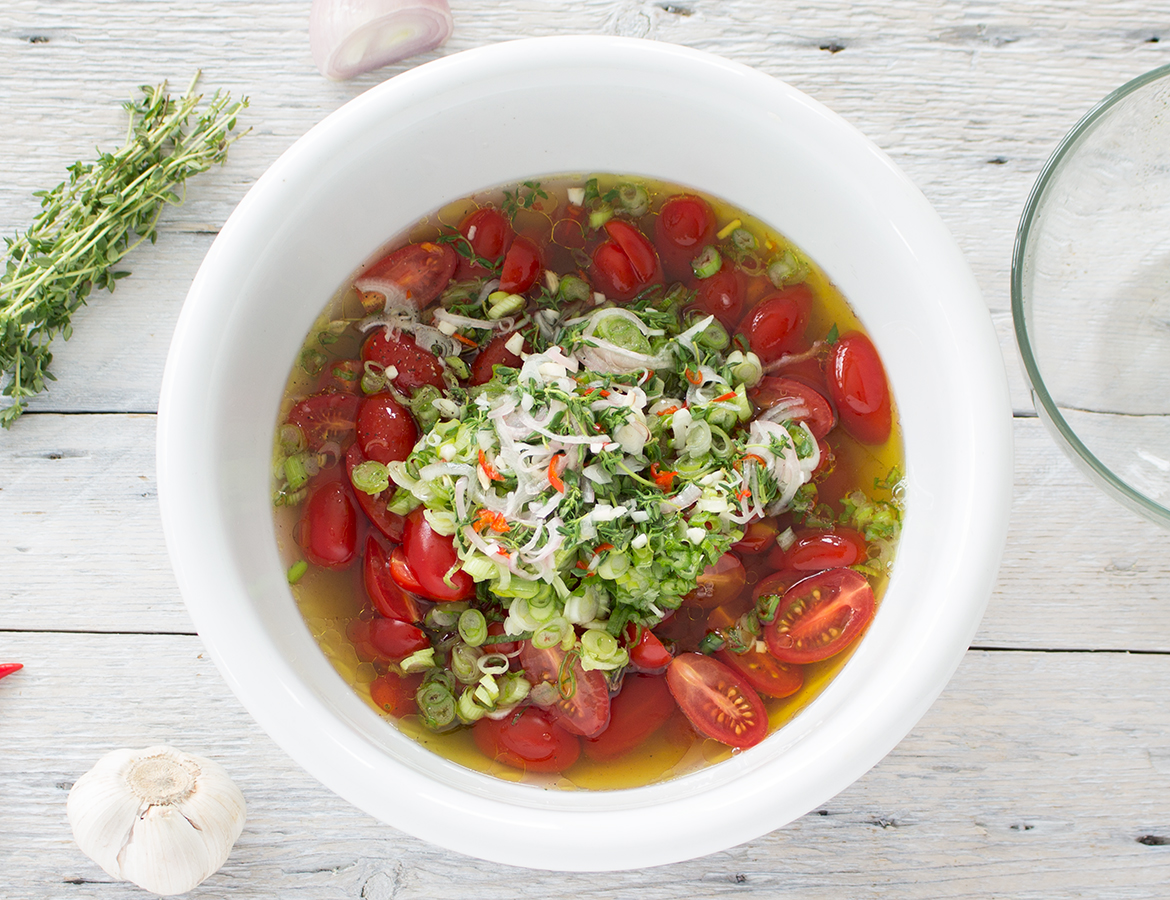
[736,488,752,501]
[575,560,590,571]
[656,405,680,417]
[452,332,480,348]
[473,508,510,534]
[599,389,611,398]
[0,663,23,680]
[593,543,615,554]
[714,391,737,402]
[581,387,596,396]
[548,451,566,493]
[479,449,504,482]
[685,367,703,385]
[650,462,677,490]
[740,453,767,468]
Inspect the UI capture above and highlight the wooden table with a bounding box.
[3,1,1169,896]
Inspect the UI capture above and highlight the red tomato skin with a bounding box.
[367,616,430,660]
[369,671,424,717]
[344,444,406,542]
[498,236,543,294]
[361,330,446,393]
[583,674,676,761]
[287,392,361,451]
[666,653,768,749]
[473,706,581,773]
[590,240,642,301]
[625,626,674,673]
[785,528,868,572]
[827,332,892,445]
[655,194,716,282]
[486,621,520,657]
[401,508,476,601]
[314,358,363,394]
[764,567,876,664]
[519,641,611,738]
[298,481,359,570]
[682,553,747,610]
[740,285,813,363]
[459,207,514,263]
[752,569,805,606]
[750,376,837,440]
[356,393,418,465]
[470,332,528,386]
[389,545,426,594]
[604,220,661,284]
[732,518,779,555]
[717,645,804,699]
[358,242,457,307]
[690,260,744,329]
[362,533,422,623]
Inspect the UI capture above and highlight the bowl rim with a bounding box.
[158,34,1013,870]
[1010,61,1170,525]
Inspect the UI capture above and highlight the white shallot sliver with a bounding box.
[309,0,454,81]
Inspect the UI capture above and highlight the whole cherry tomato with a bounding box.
[654,194,716,282]
[361,329,446,393]
[590,220,662,301]
[764,567,875,664]
[740,285,813,363]
[785,528,868,572]
[298,481,358,569]
[314,358,363,394]
[690,260,744,329]
[470,332,529,385]
[624,625,673,673]
[666,653,768,748]
[732,518,780,555]
[389,544,426,594]
[369,671,425,717]
[356,392,418,464]
[499,235,543,294]
[367,616,430,660]
[826,331,892,445]
[356,242,457,307]
[473,705,581,773]
[401,508,476,601]
[459,206,514,262]
[583,674,676,761]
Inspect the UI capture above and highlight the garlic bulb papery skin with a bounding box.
[67,745,246,896]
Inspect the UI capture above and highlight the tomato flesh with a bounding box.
[751,376,836,440]
[666,653,768,749]
[764,567,875,664]
[287,392,360,451]
[473,706,581,773]
[827,331,892,445]
[401,508,475,601]
[732,518,779,555]
[691,260,743,329]
[298,481,358,569]
[361,330,446,393]
[389,545,426,594]
[625,625,673,673]
[362,533,422,623]
[357,241,457,307]
[683,552,747,609]
[583,674,676,761]
[785,528,868,572]
[519,641,610,738]
[717,645,803,699]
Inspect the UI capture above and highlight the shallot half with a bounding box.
[310,0,454,81]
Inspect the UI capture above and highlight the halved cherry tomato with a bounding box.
[682,552,747,609]
[764,567,875,664]
[654,194,716,282]
[624,625,673,673]
[472,706,581,773]
[315,357,363,394]
[690,259,744,329]
[498,235,543,294]
[590,221,662,301]
[732,518,779,555]
[826,331,891,445]
[357,242,457,307]
[459,207,514,263]
[363,533,422,623]
[344,444,406,542]
[519,641,610,738]
[298,481,358,569]
[583,674,676,761]
[361,330,446,393]
[369,671,424,717]
[356,392,418,464]
[401,507,476,601]
[752,568,805,605]
[605,220,659,283]
[389,545,426,594]
[287,392,360,451]
[470,332,529,385]
[717,645,804,699]
[785,528,868,572]
[666,653,768,749]
[750,376,836,440]
[740,285,813,363]
[367,616,430,660]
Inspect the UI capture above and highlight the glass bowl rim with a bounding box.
[1011,61,1170,523]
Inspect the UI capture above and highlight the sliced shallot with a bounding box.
[309,0,454,81]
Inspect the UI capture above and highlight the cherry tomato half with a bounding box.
[785,528,868,572]
[361,329,446,393]
[473,705,581,774]
[519,641,611,738]
[826,331,892,445]
[362,533,422,623]
[369,671,424,717]
[654,194,716,282]
[690,259,744,329]
[625,625,674,673]
[470,332,528,386]
[357,242,457,308]
[583,674,676,761]
[740,285,813,363]
[666,653,768,749]
[401,508,475,602]
[717,645,803,699]
[344,444,406,542]
[764,567,875,664]
[750,376,836,440]
[459,207,514,263]
[732,518,780,555]
[367,616,430,660]
[298,481,358,570]
[389,545,426,594]
[498,235,543,294]
[287,392,360,451]
[314,358,363,394]
[682,552,747,610]
[356,392,418,465]
[590,220,662,301]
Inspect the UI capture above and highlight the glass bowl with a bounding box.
[1013,63,1170,527]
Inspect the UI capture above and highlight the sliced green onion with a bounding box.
[692,315,729,351]
[279,424,306,455]
[425,603,465,632]
[497,673,531,706]
[444,355,471,380]
[286,560,308,584]
[456,687,489,724]
[595,552,629,580]
[477,652,510,675]
[385,488,422,516]
[416,681,457,731]
[299,348,326,376]
[284,454,310,490]
[756,591,784,624]
[617,183,649,216]
[589,204,613,229]
[487,291,525,319]
[726,350,764,388]
[532,616,571,650]
[408,384,442,430]
[730,228,758,251]
[597,316,652,354]
[351,460,389,495]
[767,247,810,287]
[474,673,500,706]
[461,553,500,583]
[579,628,629,671]
[450,642,484,684]
[698,631,726,653]
[458,609,488,647]
[400,647,436,673]
[558,274,592,304]
[691,245,722,279]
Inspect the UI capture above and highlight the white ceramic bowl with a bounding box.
[158,36,1012,870]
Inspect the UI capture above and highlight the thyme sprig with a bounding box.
[0,74,248,427]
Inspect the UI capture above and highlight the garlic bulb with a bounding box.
[67,745,246,896]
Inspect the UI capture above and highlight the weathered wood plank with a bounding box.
[2,632,1169,899]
